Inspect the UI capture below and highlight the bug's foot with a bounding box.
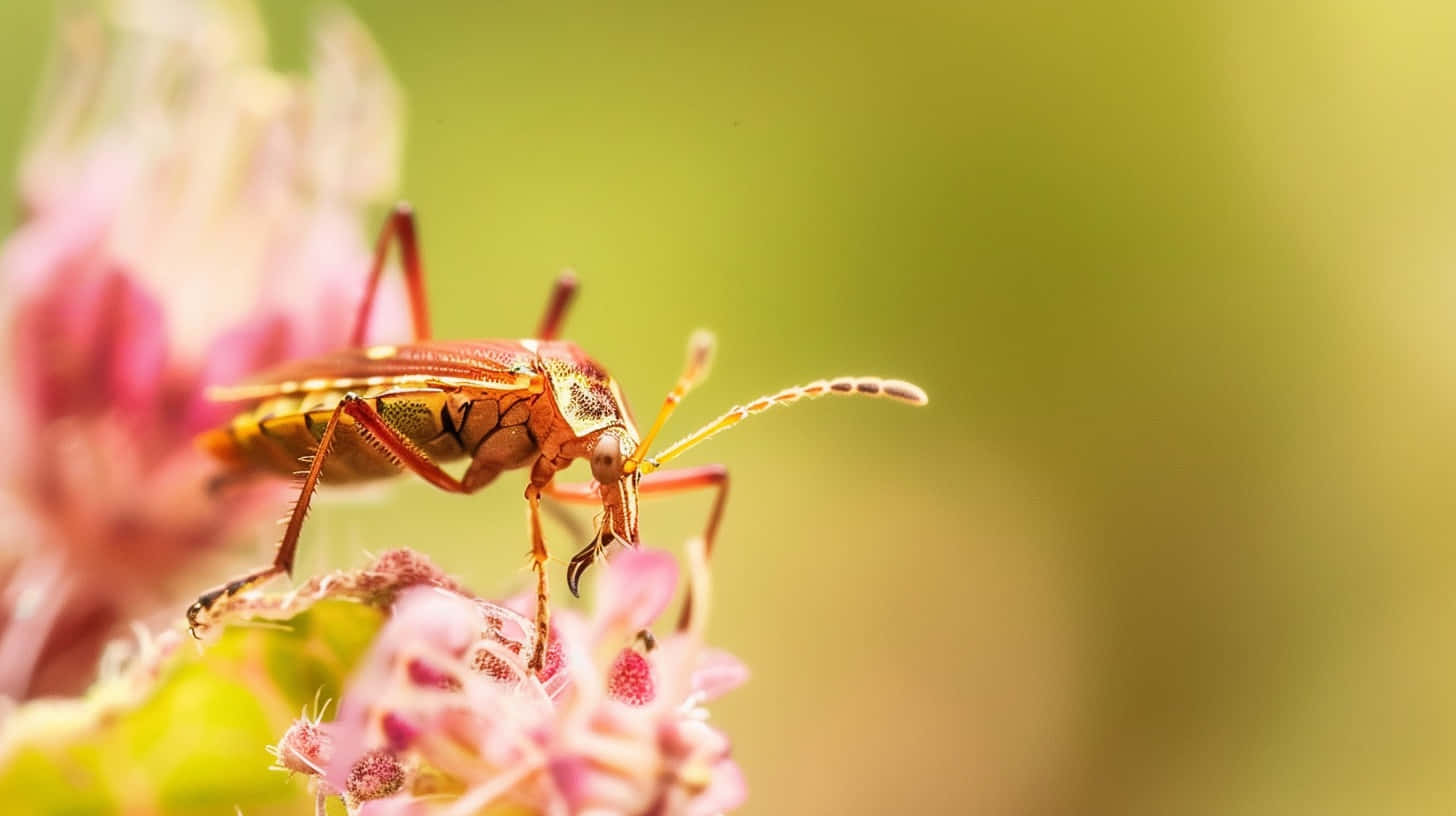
[186,572,274,637]
[186,588,225,638]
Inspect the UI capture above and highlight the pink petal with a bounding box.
[691,649,750,702]
[660,718,731,763]
[185,311,294,432]
[687,757,748,816]
[99,267,169,422]
[12,263,105,419]
[380,711,421,752]
[1,148,126,298]
[657,721,746,816]
[594,548,679,637]
[550,610,600,699]
[263,208,412,349]
[10,262,169,427]
[549,749,652,815]
[548,754,594,808]
[326,588,480,791]
[356,799,427,816]
[405,657,461,691]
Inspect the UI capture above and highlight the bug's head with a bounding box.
[590,427,642,543]
[567,426,641,596]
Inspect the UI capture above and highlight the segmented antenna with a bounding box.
[638,376,929,474]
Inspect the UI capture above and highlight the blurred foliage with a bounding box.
[0,602,380,814]
[4,0,1456,814]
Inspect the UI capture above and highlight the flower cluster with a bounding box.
[268,539,747,816]
[0,0,406,698]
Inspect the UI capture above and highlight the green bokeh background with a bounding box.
[5,1,1456,814]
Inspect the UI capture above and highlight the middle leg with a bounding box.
[534,270,579,341]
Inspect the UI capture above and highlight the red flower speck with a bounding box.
[607,649,656,706]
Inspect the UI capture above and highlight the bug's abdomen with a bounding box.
[203,387,467,483]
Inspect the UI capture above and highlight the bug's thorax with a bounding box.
[522,340,635,461]
[532,341,638,440]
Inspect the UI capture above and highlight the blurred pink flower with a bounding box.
[0,0,407,699]
[292,539,748,815]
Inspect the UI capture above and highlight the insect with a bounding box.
[187,203,928,670]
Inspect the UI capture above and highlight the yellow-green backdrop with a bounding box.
[3,2,1456,814]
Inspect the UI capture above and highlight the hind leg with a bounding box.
[188,394,473,636]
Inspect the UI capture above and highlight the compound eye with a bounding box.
[591,433,623,484]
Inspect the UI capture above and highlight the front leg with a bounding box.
[523,457,560,671]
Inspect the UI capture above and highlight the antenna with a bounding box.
[637,376,928,474]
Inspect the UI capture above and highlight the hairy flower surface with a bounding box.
[0,0,406,698]
[274,540,748,816]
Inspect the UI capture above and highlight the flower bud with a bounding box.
[347,749,406,804]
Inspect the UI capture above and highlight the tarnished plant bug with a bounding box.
[188,203,928,669]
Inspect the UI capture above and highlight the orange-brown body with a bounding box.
[201,338,640,502]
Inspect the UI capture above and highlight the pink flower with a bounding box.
[297,538,748,815]
[0,0,406,699]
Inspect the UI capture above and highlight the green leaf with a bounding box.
[0,601,383,815]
